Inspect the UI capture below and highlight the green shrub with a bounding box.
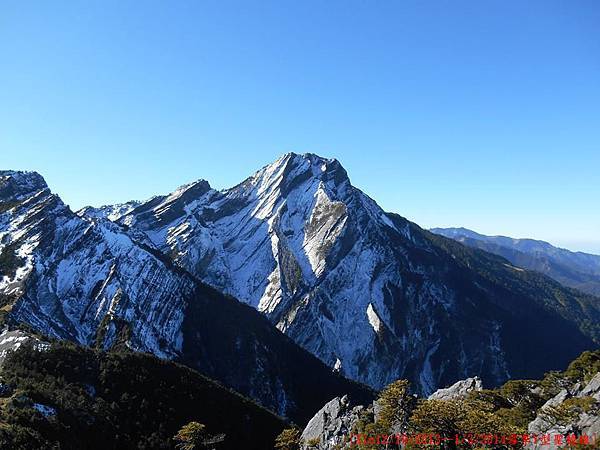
[0,242,24,278]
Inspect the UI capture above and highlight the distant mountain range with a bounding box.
[1,153,599,416]
[431,227,600,297]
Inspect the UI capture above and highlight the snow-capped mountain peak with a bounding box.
[25,154,597,398]
[1,167,373,421]
[111,153,597,395]
[1,170,50,202]
[226,153,350,204]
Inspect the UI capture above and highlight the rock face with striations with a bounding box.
[107,153,598,395]
[0,170,374,423]
[3,151,599,411]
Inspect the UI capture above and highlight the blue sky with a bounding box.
[1,1,599,253]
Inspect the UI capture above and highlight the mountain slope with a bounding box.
[431,227,600,296]
[0,341,287,450]
[112,153,599,395]
[0,170,373,423]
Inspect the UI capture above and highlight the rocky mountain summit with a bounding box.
[97,153,598,394]
[0,169,373,423]
[2,154,599,409]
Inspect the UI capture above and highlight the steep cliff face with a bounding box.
[0,170,191,357]
[112,154,597,395]
[0,169,373,423]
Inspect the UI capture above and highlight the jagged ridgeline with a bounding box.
[92,153,597,392]
[0,153,599,409]
[0,169,374,425]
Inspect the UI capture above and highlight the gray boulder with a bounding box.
[301,395,366,449]
[428,377,482,401]
[581,372,600,400]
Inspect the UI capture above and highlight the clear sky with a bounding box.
[1,1,599,253]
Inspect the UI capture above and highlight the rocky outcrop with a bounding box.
[300,377,482,448]
[300,396,367,449]
[527,372,600,449]
[428,376,482,401]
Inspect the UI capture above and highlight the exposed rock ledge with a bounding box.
[301,395,367,449]
[527,372,600,449]
[428,376,483,401]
